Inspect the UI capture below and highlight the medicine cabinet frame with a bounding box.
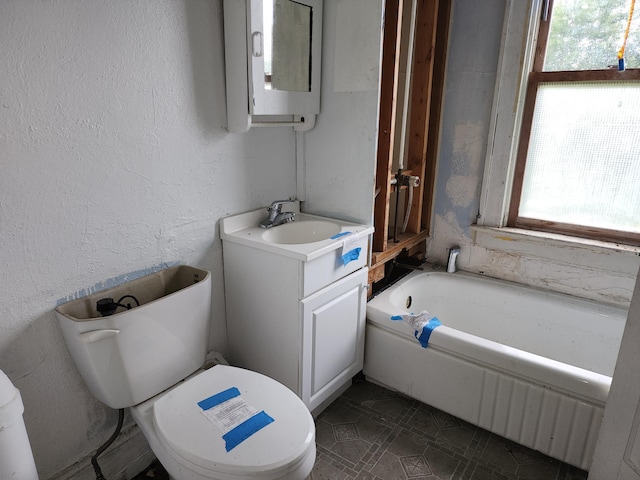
[223,0,323,133]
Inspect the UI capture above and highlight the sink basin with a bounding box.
[220,203,374,261]
[261,220,342,244]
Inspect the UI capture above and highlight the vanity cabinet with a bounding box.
[221,209,371,413]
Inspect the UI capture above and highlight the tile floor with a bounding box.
[133,378,589,480]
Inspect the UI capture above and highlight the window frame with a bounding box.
[506,0,640,246]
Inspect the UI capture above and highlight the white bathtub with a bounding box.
[364,269,628,470]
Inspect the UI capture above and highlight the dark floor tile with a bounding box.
[370,451,410,480]
[516,460,563,480]
[355,470,381,480]
[132,380,590,480]
[310,458,352,480]
[334,423,360,441]
[317,418,340,448]
[321,403,363,425]
[436,423,479,455]
[424,445,460,479]
[386,431,428,457]
[330,438,374,465]
[407,406,441,436]
[475,435,521,473]
[355,413,391,445]
[131,460,169,480]
[363,396,415,422]
[400,455,432,477]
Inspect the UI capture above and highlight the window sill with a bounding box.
[470,225,640,277]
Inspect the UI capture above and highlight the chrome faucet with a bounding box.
[259,200,296,229]
[447,246,460,273]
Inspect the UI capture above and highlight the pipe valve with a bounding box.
[396,174,420,188]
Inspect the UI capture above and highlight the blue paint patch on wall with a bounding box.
[56,261,180,306]
[432,0,505,237]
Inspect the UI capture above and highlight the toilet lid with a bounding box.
[152,365,315,477]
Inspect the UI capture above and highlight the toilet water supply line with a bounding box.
[403,183,414,233]
[91,408,124,480]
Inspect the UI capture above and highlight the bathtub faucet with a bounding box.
[447,246,460,273]
[259,200,296,228]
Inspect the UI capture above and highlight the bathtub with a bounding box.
[364,269,628,470]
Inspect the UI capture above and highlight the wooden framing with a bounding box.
[373,0,404,253]
[370,0,450,286]
[404,0,438,234]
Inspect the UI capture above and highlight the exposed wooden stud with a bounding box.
[371,229,429,266]
[405,0,439,234]
[371,0,450,287]
[368,262,387,286]
[373,0,404,253]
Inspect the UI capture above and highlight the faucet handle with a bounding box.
[268,199,295,213]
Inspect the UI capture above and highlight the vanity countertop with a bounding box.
[220,205,374,261]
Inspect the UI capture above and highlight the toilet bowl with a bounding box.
[55,266,316,480]
[131,365,315,480]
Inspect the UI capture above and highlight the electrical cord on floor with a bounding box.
[91,408,125,480]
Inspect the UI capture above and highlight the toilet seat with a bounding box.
[150,365,315,479]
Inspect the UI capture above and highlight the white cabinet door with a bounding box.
[301,268,367,411]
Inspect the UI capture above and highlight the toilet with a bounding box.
[55,266,315,480]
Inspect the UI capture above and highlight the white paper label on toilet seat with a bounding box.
[201,396,259,434]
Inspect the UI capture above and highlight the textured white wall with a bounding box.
[303,0,382,224]
[0,1,298,477]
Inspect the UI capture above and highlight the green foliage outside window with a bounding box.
[545,0,639,71]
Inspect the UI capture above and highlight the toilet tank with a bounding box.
[56,266,211,409]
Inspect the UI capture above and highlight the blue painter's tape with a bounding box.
[198,387,240,410]
[415,318,441,348]
[390,315,403,321]
[223,410,274,452]
[342,247,361,266]
[331,231,352,239]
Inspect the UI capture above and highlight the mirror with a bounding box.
[223,0,322,132]
[263,0,312,93]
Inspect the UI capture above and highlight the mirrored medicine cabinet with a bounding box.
[223,0,323,133]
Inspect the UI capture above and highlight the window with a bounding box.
[508,0,640,245]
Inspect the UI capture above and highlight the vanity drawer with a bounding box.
[301,235,368,298]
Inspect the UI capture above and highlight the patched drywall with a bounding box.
[429,0,505,262]
[428,0,639,306]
